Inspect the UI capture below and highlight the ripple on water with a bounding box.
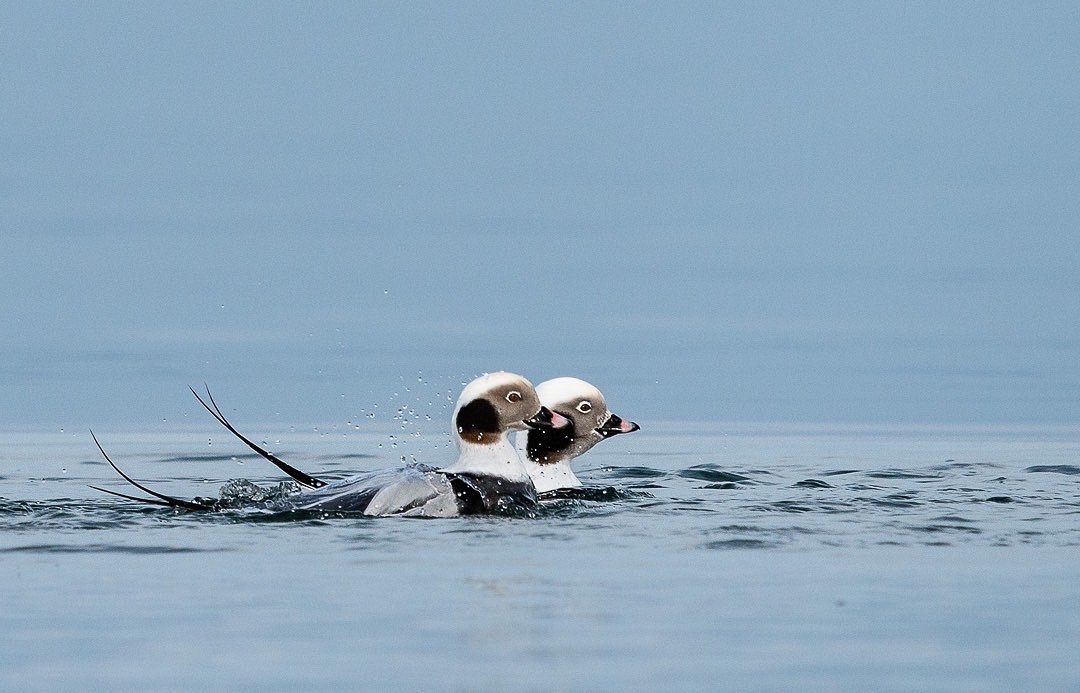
[677,464,753,483]
[1025,465,1080,475]
[0,498,35,514]
[753,500,816,513]
[537,486,643,503]
[871,492,922,509]
[701,538,783,550]
[600,466,667,479]
[793,479,833,489]
[911,515,983,535]
[0,543,229,554]
[157,453,266,463]
[865,469,943,480]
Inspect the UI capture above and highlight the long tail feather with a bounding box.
[89,431,212,511]
[189,386,327,489]
[90,484,195,508]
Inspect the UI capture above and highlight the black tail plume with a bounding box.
[90,431,213,511]
[189,385,327,489]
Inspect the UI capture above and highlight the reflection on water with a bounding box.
[2,425,1080,689]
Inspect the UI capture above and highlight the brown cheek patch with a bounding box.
[458,430,501,446]
[456,399,501,445]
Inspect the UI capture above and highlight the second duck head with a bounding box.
[525,377,640,466]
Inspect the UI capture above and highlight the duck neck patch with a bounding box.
[456,399,500,444]
[526,421,576,464]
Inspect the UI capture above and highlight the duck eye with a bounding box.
[506,391,522,403]
[576,401,592,414]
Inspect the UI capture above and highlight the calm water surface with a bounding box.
[2,423,1079,691]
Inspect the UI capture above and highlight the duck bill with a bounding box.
[597,412,640,438]
[524,406,571,431]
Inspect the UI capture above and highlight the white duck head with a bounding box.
[519,377,639,493]
[441,371,571,482]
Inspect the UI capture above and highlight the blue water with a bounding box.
[2,423,1079,691]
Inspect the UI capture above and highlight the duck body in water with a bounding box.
[290,372,568,516]
[93,372,570,517]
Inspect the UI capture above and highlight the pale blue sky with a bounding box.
[2,2,1078,426]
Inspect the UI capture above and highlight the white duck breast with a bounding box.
[292,372,569,516]
[519,377,640,494]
